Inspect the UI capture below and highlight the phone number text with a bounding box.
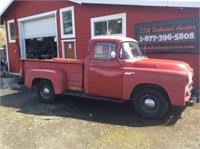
[139,32,195,43]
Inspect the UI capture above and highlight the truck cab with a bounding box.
[21,36,198,119]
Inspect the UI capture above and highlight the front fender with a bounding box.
[123,69,187,106]
[25,69,67,94]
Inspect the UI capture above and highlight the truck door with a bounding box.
[88,42,123,99]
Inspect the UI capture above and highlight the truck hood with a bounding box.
[121,57,193,72]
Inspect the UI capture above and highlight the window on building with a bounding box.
[94,42,116,60]
[94,21,107,36]
[60,6,75,38]
[91,13,126,37]
[7,20,16,43]
[25,37,57,59]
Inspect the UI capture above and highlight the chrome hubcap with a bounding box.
[144,98,156,108]
[43,88,50,95]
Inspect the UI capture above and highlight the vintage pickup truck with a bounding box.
[20,36,198,119]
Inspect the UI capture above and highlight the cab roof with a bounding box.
[91,36,138,43]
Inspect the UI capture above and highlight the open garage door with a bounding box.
[24,17,56,39]
[24,17,57,59]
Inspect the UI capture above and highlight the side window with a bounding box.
[7,20,16,43]
[60,6,75,38]
[94,43,116,60]
[91,13,126,37]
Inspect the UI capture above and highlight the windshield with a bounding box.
[120,41,143,59]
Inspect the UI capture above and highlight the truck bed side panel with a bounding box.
[21,58,84,89]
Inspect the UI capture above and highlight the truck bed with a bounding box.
[20,58,84,89]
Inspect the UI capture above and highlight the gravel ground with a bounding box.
[0,77,200,149]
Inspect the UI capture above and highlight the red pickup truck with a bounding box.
[20,36,198,119]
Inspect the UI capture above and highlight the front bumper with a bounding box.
[186,95,199,106]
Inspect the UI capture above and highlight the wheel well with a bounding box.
[32,78,52,87]
[131,83,169,102]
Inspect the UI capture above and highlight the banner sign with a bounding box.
[135,17,199,54]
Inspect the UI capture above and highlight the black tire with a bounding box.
[133,88,168,119]
[37,80,56,103]
[4,71,11,77]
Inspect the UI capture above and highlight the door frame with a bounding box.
[62,39,76,59]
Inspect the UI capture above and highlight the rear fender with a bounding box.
[25,69,67,94]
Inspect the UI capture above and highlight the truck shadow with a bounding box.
[0,86,186,127]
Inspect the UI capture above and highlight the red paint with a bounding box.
[147,54,200,88]
[1,1,199,89]
[21,58,84,92]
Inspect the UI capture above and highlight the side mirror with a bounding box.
[110,51,116,59]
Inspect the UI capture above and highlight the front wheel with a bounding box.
[133,88,169,119]
[37,80,56,103]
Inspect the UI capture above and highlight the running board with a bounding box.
[63,90,125,103]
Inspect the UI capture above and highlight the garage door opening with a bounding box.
[24,17,57,59]
[18,13,58,59]
[25,37,57,59]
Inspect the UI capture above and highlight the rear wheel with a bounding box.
[37,80,55,103]
[133,88,168,119]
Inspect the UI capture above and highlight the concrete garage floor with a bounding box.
[0,77,200,149]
